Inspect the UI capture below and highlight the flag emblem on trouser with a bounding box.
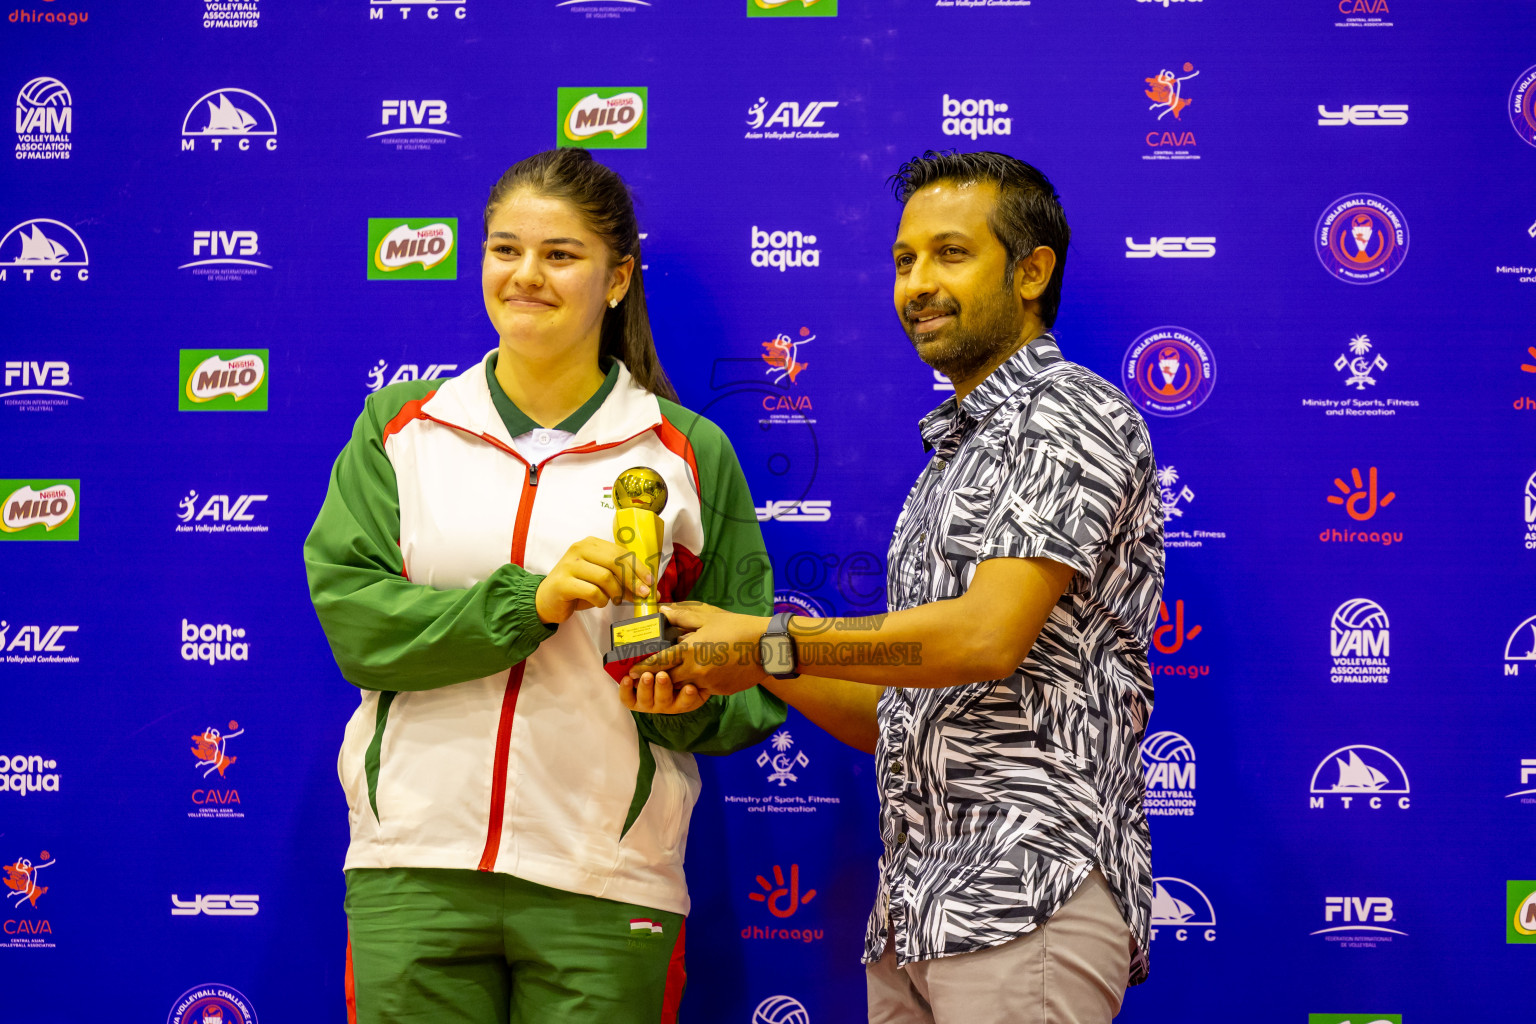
[629,918,664,934]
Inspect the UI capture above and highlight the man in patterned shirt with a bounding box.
[630,151,1164,1023]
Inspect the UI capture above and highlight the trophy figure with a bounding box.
[602,467,682,680]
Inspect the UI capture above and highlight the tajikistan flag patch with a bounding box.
[629,918,664,934]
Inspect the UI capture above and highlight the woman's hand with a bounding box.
[618,670,708,715]
[630,602,771,697]
[535,537,653,625]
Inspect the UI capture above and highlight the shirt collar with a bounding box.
[484,351,620,438]
[918,331,1062,454]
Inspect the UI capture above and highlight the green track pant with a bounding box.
[345,867,687,1024]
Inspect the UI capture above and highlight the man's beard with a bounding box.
[903,278,1027,383]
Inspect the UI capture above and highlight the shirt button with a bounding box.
[896,832,907,845]
[535,431,551,446]
[891,761,904,776]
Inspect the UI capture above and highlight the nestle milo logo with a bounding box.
[179,350,268,411]
[0,480,79,540]
[557,88,647,149]
[367,218,458,280]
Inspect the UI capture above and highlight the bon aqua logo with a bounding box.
[179,350,268,410]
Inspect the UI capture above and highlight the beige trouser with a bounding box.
[866,870,1133,1024]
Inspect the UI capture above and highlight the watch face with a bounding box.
[760,636,794,676]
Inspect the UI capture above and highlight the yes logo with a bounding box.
[1124,237,1216,259]
[749,863,816,918]
[171,893,259,916]
[368,219,457,280]
[180,350,268,410]
[558,88,647,148]
[0,480,79,539]
[756,500,831,523]
[1317,104,1408,126]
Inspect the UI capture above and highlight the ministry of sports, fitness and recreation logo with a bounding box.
[557,88,646,148]
[1149,876,1215,942]
[367,219,457,280]
[1316,194,1408,284]
[15,77,72,160]
[179,350,269,410]
[0,218,89,283]
[0,480,79,540]
[748,0,834,17]
[168,984,259,1024]
[1308,745,1410,810]
[1122,327,1216,417]
[180,89,277,152]
[1330,598,1389,684]
[1510,65,1536,147]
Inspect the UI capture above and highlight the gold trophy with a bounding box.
[602,466,682,679]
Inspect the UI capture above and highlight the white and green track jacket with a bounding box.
[304,354,784,916]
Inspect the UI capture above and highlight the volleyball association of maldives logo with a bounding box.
[15,76,72,160]
[557,88,647,148]
[167,984,259,1024]
[1122,327,1216,417]
[1315,194,1408,284]
[1509,65,1536,147]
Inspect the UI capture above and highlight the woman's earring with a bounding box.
[609,298,619,308]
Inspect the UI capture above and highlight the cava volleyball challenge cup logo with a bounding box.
[1510,65,1536,147]
[1122,327,1216,418]
[1315,194,1409,284]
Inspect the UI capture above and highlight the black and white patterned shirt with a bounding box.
[866,333,1163,985]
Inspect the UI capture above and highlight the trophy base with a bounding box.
[602,612,683,682]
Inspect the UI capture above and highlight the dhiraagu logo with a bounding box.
[0,480,79,540]
[748,0,836,16]
[557,88,647,148]
[179,350,268,411]
[367,218,458,280]
[1509,880,1536,943]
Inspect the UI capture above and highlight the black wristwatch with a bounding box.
[758,612,800,680]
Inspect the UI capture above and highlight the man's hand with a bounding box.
[618,670,708,715]
[535,537,652,625]
[630,601,770,697]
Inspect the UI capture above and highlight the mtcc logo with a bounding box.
[370,0,466,19]
[180,89,277,151]
[1150,876,1215,942]
[1124,236,1215,259]
[1335,334,1387,389]
[0,219,89,282]
[758,730,810,787]
[1330,598,1389,684]
[368,359,459,391]
[171,893,259,916]
[1505,614,1536,675]
[751,226,821,271]
[745,97,839,139]
[752,996,811,1024]
[941,94,1011,141]
[14,76,72,160]
[1317,103,1408,126]
[1140,731,1195,817]
[1309,745,1410,809]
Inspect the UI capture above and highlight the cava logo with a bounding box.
[204,0,261,28]
[367,359,459,391]
[1308,745,1410,810]
[748,0,835,16]
[1123,327,1216,417]
[1509,880,1536,943]
[1143,63,1200,160]
[1505,614,1536,675]
[0,754,60,796]
[1316,193,1409,284]
[0,481,78,540]
[751,226,820,271]
[2,849,55,947]
[15,77,71,160]
[757,500,831,523]
[745,97,839,140]
[181,619,250,666]
[181,230,269,281]
[0,218,89,282]
[3,360,79,412]
[1313,896,1405,946]
[1141,731,1195,816]
[190,720,245,818]
[1317,104,1408,126]
[558,88,647,148]
[1510,65,1536,148]
[370,100,459,149]
[369,0,467,20]
[179,350,269,410]
[1330,599,1389,684]
[1124,236,1215,258]
[367,218,458,280]
[0,620,79,665]
[176,490,269,533]
[180,89,277,151]
[941,94,1011,140]
[1150,876,1215,942]
[1334,0,1392,29]
[167,985,259,1024]
[171,893,260,916]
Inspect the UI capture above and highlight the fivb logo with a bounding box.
[757,500,831,523]
[171,893,259,916]
[180,350,268,410]
[0,754,60,796]
[745,97,839,140]
[1504,758,1536,802]
[367,359,458,392]
[751,227,821,271]
[940,95,1011,141]
[180,89,277,151]
[558,88,646,149]
[1504,614,1536,675]
[1309,745,1410,810]
[1329,598,1389,684]
[3,361,79,410]
[1124,237,1215,259]
[1,481,79,540]
[0,621,79,665]
[177,490,269,534]
[370,100,460,148]
[1317,104,1408,126]
[181,620,250,665]
[1149,877,1215,942]
[0,219,89,282]
[15,77,72,160]
[1312,895,1405,941]
[181,231,270,280]
[1140,731,1195,817]
[369,0,467,20]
